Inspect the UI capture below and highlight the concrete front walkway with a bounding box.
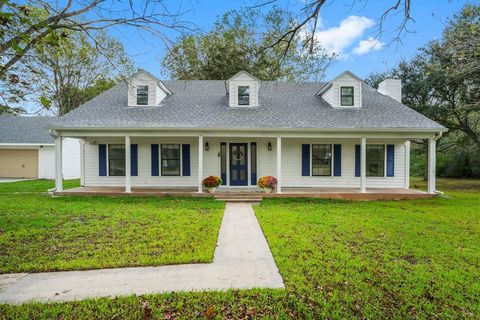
[0,203,284,304]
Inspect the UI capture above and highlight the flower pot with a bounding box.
[207,187,217,194]
[263,188,273,193]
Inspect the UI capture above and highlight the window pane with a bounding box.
[340,86,354,106]
[366,145,385,177]
[108,144,125,176]
[161,144,180,176]
[341,87,353,95]
[341,96,353,106]
[238,86,250,105]
[312,144,332,176]
[137,85,148,105]
[251,143,256,174]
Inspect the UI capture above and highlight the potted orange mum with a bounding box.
[202,176,222,193]
[257,176,277,193]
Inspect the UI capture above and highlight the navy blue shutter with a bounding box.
[182,144,191,176]
[151,144,159,176]
[220,143,226,185]
[355,145,361,177]
[131,144,138,176]
[302,144,310,176]
[333,144,342,176]
[386,144,395,177]
[99,144,107,176]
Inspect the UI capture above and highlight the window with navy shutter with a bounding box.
[302,144,310,176]
[386,144,395,177]
[151,144,159,176]
[131,144,138,176]
[355,144,360,177]
[182,144,191,176]
[333,144,342,176]
[99,144,107,176]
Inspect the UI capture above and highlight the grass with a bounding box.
[0,191,224,273]
[1,179,479,319]
[0,178,80,193]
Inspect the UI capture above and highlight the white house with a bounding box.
[0,116,80,180]
[45,70,446,195]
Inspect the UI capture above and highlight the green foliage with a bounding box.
[29,30,135,115]
[162,7,335,81]
[366,3,480,178]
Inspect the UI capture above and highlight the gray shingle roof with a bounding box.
[0,116,54,144]
[46,80,445,132]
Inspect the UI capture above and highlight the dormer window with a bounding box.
[238,86,250,105]
[137,85,149,105]
[340,86,354,106]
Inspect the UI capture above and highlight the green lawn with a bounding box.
[1,179,479,319]
[0,189,224,273]
[0,178,80,193]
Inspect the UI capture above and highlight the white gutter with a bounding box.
[44,126,448,133]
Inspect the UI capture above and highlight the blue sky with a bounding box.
[108,0,467,81]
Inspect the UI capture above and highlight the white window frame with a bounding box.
[340,86,354,107]
[159,143,183,177]
[366,144,387,178]
[136,85,149,106]
[237,86,250,106]
[106,143,126,177]
[310,143,334,177]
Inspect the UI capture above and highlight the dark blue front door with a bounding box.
[230,143,248,186]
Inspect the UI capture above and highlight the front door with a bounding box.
[229,143,248,186]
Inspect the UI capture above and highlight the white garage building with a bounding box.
[0,115,80,179]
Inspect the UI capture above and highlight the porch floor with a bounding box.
[53,186,434,201]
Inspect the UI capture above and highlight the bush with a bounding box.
[257,176,277,189]
[202,176,222,188]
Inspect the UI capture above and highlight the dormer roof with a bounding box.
[128,69,172,95]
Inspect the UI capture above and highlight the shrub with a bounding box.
[202,176,222,188]
[257,176,277,189]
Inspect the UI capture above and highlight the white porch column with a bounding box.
[360,137,367,193]
[55,136,63,192]
[404,140,411,189]
[276,136,282,193]
[125,135,131,193]
[427,136,436,194]
[80,139,85,187]
[198,135,204,193]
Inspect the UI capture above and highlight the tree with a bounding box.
[1,0,194,114]
[162,7,335,81]
[27,30,134,115]
[366,4,480,178]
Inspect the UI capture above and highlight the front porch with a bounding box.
[51,131,440,197]
[53,186,434,200]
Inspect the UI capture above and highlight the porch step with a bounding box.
[213,194,263,203]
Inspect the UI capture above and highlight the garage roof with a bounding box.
[0,116,54,144]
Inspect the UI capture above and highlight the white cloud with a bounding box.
[314,16,375,54]
[352,37,385,55]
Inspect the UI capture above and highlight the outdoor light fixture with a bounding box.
[268,142,272,151]
[205,142,209,151]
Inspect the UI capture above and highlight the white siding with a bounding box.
[62,138,80,179]
[127,71,168,107]
[322,74,362,108]
[82,136,407,189]
[38,146,55,179]
[83,137,198,187]
[37,138,80,179]
[281,138,406,188]
[228,72,259,107]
